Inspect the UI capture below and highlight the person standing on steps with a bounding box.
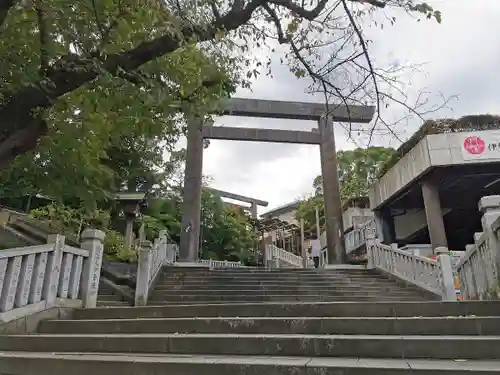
[309,233,321,268]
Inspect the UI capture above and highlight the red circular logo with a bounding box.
[464,136,485,154]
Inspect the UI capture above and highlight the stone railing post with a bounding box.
[79,229,105,308]
[135,240,152,306]
[436,246,456,301]
[264,245,273,270]
[479,196,500,275]
[365,228,376,269]
[158,230,168,262]
[166,244,177,264]
[42,234,65,308]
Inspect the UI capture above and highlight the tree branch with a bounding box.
[35,1,49,73]
[341,0,380,123]
[91,0,105,37]
[210,0,221,20]
[113,67,225,104]
[98,4,129,52]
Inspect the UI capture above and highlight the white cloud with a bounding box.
[198,0,500,214]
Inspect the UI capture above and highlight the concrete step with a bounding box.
[97,295,127,302]
[97,293,121,298]
[150,287,427,295]
[38,316,500,336]
[149,292,427,301]
[1,352,498,375]
[148,297,427,307]
[155,280,414,289]
[96,301,131,307]
[156,278,406,287]
[2,333,500,359]
[74,301,500,320]
[163,268,370,274]
[157,279,400,284]
[161,274,379,279]
[149,293,426,304]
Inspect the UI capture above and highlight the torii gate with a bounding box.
[208,188,268,218]
[180,98,375,264]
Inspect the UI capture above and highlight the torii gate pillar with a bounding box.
[319,115,346,263]
[179,117,204,262]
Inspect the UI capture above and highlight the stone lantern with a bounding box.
[114,192,147,249]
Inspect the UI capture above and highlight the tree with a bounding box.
[199,189,256,262]
[313,146,395,199]
[0,41,232,203]
[295,195,325,235]
[141,187,256,263]
[297,146,394,233]
[0,0,444,170]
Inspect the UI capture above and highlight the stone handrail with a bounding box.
[319,247,328,268]
[265,244,304,268]
[165,242,178,265]
[0,229,105,322]
[198,259,243,268]
[345,218,377,254]
[135,230,170,306]
[366,232,455,300]
[456,196,500,300]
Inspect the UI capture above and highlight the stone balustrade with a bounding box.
[265,244,304,269]
[365,230,456,301]
[0,229,105,322]
[134,230,170,306]
[319,247,328,268]
[345,218,378,254]
[198,259,243,268]
[456,196,500,300]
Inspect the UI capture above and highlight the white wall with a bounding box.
[343,207,373,230]
[394,208,451,241]
[276,210,298,226]
[394,209,427,240]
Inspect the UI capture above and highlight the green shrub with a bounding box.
[30,203,82,238]
[103,230,137,263]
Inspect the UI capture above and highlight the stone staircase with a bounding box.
[148,267,437,304]
[0,267,499,374]
[96,281,132,307]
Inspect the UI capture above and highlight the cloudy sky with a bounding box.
[200,0,500,214]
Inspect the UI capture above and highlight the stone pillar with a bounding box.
[158,229,168,262]
[124,216,134,249]
[41,234,65,308]
[376,208,396,245]
[80,229,105,308]
[315,206,321,239]
[318,115,346,264]
[422,179,448,251]
[138,222,146,241]
[180,117,205,262]
[250,202,258,219]
[264,244,273,270]
[300,218,307,268]
[435,246,456,301]
[365,227,376,270]
[135,240,152,306]
[479,195,500,275]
